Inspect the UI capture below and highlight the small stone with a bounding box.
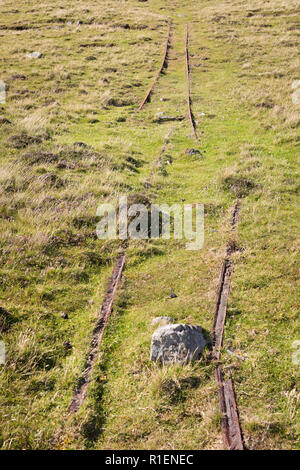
[74,141,87,147]
[242,62,251,69]
[150,324,207,364]
[170,292,177,298]
[0,117,11,125]
[151,316,173,326]
[226,349,247,361]
[10,74,26,80]
[185,148,200,155]
[153,115,184,123]
[25,51,43,59]
[60,313,68,319]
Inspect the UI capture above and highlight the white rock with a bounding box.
[242,62,251,69]
[150,324,207,364]
[25,52,43,59]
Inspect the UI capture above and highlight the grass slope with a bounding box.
[0,0,299,450]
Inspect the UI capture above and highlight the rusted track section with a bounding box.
[212,258,233,361]
[137,19,172,112]
[216,366,244,450]
[212,201,241,360]
[185,23,198,140]
[212,202,244,449]
[68,252,126,414]
[231,199,241,228]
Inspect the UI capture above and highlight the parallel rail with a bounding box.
[68,252,126,414]
[137,19,172,112]
[69,21,244,451]
[216,366,244,450]
[185,23,198,140]
[212,258,234,361]
[68,126,176,414]
[212,202,244,450]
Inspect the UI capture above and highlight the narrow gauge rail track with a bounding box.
[212,201,244,450]
[68,252,126,414]
[212,258,234,362]
[69,20,242,448]
[68,129,175,414]
[212,200,241,361]
[185,23,198,141]
[68,16,177,412]
[216,365,244,450]
[137,19,172,112]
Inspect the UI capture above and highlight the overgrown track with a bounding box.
[216,366,244,450]
[211,201,244,450]
[212,201,241,360]
[68,23,243,448]
[68,125,176,414]
[185,23,198,141]
[137,19,172,112]
[212,259,234,361]
[68,252,126,414]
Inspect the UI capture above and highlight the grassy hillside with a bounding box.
[0,0,299,450]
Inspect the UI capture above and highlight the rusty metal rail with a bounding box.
[212,200,241,360]
[68,124,176,415]
[212,258,234,361]
[68,119,176,416]
[231,200,241,228]
[211,202,244,449]
[137,19,172,112]
[68,252,126,414]
[216,366,244,450]
[185,23,198,140]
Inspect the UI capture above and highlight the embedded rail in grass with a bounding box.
[216,366,244,450]
[68,252,126,414]
[68,123,177,414]
[68,126,176,414]
[212,200,241,360]
[137,19,172,112]
[185,23,198,141]
[211,201,244,450]
[212,258,234,361]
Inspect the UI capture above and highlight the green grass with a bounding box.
[0,0,299,450]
